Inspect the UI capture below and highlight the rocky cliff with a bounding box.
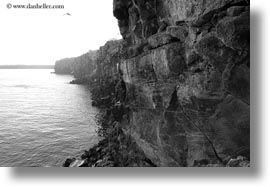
[60,0,250,167]
[113,0,250,166]
[54,50,97,78]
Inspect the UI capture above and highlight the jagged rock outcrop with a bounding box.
[113,0,250,166]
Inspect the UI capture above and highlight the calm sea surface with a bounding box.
[0,69,100,167]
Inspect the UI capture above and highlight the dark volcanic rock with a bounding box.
[113,0,250,166]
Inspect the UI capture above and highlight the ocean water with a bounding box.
[0,69,100,167]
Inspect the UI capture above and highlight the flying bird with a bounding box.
[63,13,71,16]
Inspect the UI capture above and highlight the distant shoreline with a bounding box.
[0,65,54,69]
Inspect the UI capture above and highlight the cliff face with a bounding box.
[54,51,97,79]
[54,40,123,83]
[95,40,123,81]
[113,0,250,166]
[54,57,76,74]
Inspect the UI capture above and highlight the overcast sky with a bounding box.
[0,0,121,65]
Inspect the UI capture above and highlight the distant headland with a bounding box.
[0,65,54,69]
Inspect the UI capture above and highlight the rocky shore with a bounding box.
[63,78,157,167]
[63,120,157,167]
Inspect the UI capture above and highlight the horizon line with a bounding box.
[0,65,55,69]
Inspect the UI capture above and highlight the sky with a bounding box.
[0,0,121,65]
